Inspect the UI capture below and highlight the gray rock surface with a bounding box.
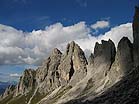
[58,41,88,86]
[106,37,134,87]
[15,69,36,96]
[88,53,94,65]
[88,39,116,82]
[133,6,139,66]
[65,66,139,104]
[36,48,62,93]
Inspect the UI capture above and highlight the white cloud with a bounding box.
[10,73,21,77]
[0,22,133,65]
[91,20,110,30]
[76,23,132,56]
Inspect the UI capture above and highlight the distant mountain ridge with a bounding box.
[0,7,139,104]
[0,81,16,95]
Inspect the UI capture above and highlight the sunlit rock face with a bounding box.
[36,48,62,93]
[58,41,88,86]
[15,69,36,96]
[133,6,139,66]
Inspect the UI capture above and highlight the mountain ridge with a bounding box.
[0,6,139,104]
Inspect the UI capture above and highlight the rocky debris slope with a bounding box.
[0,6,139,104]
[66,66,139,104]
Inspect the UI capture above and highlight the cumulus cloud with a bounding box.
[0,22,133,65]
[0,73,20,82]
[76,23,132,56]
[10,73,21,77]
[91,20,110,30]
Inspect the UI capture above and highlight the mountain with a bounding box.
[0,82,6,95]
[0,81,16,95]
[0,6,139,104]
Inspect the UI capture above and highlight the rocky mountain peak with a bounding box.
[65,41,77,55]
[58,41,87,86]
[35,48,62,93]
[15,69,36,96]
[107,37,134,86]
[1,85,15,99]
[94,39,116,63]
[118,37,133,51]
[51,48,62,56]
[116,37,133,73]
[36,48,62,84]
[133,6,139,66]
[86,39,116,91]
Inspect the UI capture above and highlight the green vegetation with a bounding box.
[0,89,34,104]
[0,84,72,104]
[8,92,32,104]
[0,94,13,104]
[30,91,48,104]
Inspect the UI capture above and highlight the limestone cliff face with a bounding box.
[15,69,36,96]
[133,6,139,66]
[107,37,134,86]
[36,48,62,93]
[58,41,88,86]
[89,39,116,80]
[77,39,116,96]
[94,39,116,62]
[88,53,94,65]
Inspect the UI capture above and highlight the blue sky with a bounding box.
[0,0,137,31]
[0,0,137,82]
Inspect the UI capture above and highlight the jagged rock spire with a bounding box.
[15,69,36,96]
[36,48,62,93]
[133,6,139,66]
[58,41,88,86]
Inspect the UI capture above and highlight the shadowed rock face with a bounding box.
[114,37,133,73]
[65,66,139,104]
[94,39,116,63]
[58,41,88,86]
[133,6,139,66]
[88,39,116,81]
[90,67,139,104]
[105,37,134,88]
